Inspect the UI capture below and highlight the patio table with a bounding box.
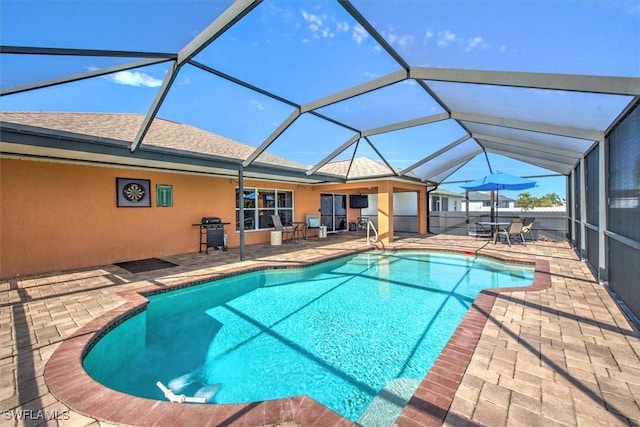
[292,221,306,240]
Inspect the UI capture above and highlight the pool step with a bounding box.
[357,378,421,427]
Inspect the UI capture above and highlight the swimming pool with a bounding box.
[83,251,533,422]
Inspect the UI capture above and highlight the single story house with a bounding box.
[0,112,429,278]
[429,188,465,212]
[461,190,516,211]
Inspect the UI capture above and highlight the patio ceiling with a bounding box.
[1,0,639,185]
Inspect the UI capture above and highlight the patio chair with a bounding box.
[495,218,525,246]
[305,213,321,238]
[521,217,536,243]
[271,215,297,242]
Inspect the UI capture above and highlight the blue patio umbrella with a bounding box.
[460,172,536,221]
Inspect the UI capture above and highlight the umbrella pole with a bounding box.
[490,190,495,223]
[496,189,499,223]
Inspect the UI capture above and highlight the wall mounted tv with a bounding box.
[349,194,369,209]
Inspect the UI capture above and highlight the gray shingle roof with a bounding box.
[0,111,307,170]
[318,157,394,178]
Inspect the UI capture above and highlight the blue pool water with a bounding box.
[84,251,533,421]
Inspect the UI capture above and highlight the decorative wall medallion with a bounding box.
[116,178,151,207]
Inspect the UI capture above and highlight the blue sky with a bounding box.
[2,0,639,200]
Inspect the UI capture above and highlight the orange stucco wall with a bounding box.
[0,158,427,278]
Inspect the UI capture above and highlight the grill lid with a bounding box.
[201,217,222,224]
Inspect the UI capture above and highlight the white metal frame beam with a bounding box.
[399,134,470,176]
[361,112,450,137]
[487,149,572,174]
[410,67,640,96]
[480,140,577,169]
[300,70,408,113]
[453,111,603,141]
[473,133,584,159]
[431,156,475,184]
[420,149,484,182]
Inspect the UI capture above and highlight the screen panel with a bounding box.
[585,146,600,226]
[352,0,640,78]
[0,0,229,52]
[607,102,640,241]
[193,0,402,104]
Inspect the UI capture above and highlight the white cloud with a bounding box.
[387,32,414,49]
[352,24,368,44]
[250,99,265,111]
[105,71,162,87]
[437,30,457,47]
[301,10,323,30]
[321,27,334,38]
[467,36,488,51]
[428,29,496,52]
[300,9,343,40]
[177,76,191,86]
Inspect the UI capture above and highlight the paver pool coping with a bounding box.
[44,248,551,427]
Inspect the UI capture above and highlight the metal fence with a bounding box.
[429,211,568,242]
[354,215,418,233]
[362,211,568,241]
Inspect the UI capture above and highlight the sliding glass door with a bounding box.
[320,193,347,232]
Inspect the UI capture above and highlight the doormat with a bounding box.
[115,258,178,274]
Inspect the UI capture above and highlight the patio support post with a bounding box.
[570,169,576,246]
[377,181,394,244]
[579,157,588,259]
[417,187,428,234]
[598,140,607,282]
[426,185,438,234]
[239,166,245,261]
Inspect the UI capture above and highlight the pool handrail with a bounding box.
[366,220,379,245]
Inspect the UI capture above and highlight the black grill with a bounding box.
[201,217,222,225]
[193,217,229,253]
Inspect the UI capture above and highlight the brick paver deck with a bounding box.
[1,234,638,426]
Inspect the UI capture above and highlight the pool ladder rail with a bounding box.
[156,381,207,404]
[366,220,384,250]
